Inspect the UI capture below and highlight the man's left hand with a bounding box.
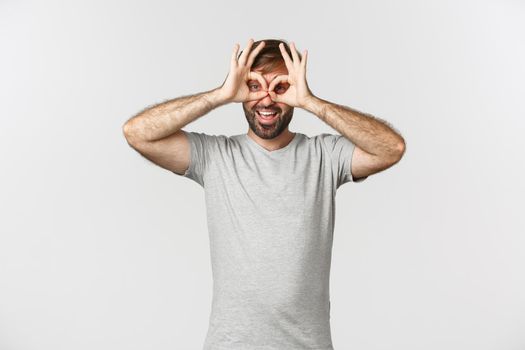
[268,42,315,109]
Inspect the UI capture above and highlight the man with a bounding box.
[123,38,405,350]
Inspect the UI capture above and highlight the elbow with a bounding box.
[391,140,406,163]
[383,139,406,165]
[122,122,140,145]
[397,139,406,156]
[122,121,134,136]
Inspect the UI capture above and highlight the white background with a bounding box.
[1,0,524,349]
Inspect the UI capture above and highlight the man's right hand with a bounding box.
[218,38,269,104]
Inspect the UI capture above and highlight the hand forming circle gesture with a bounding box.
[219,39,270,103]
[268,42,315,109]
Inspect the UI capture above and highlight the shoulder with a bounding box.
[301,132,354,152]
[183,131,244,155]
[183,130,232,146]
[311,132,350,145]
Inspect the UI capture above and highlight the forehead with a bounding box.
[251,67,288,82]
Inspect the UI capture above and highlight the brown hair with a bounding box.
[238,39,302,75]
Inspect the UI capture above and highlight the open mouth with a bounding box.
[256,110,279,125]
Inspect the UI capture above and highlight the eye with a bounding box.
[249,84,260,91]
[275,84,287,93]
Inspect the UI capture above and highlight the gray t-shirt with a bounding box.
[176,131,366,350]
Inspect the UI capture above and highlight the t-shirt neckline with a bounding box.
[244,132,300,155]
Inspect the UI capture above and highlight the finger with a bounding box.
[249,91,270,101]
[268,75,289,92]
[290,42,300,66]
[279,43,294,73]
[231,43,240,67]
[246,41,265,68]
[301,49,308,70]
[268,90,281,103]
[248,71,268,91]
[238,38,254,66]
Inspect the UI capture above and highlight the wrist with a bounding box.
[206,87,230,108]
[301,95,323,113]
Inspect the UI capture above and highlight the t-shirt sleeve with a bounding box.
[319,133,368,188]
[175,131,216,187]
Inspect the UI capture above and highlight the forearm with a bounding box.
[123,86,227,142]
[303,95,405,159]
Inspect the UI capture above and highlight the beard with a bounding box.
[242,104,294,140]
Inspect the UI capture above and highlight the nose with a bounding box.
[256,92,274,107]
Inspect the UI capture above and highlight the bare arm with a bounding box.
[303,96,405,180]
[121,87,230,175]
[122,39,270,175]
[303,96,405,161]
[122,87,226,143]
[268,41,406,180]
[123,38,270,143]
